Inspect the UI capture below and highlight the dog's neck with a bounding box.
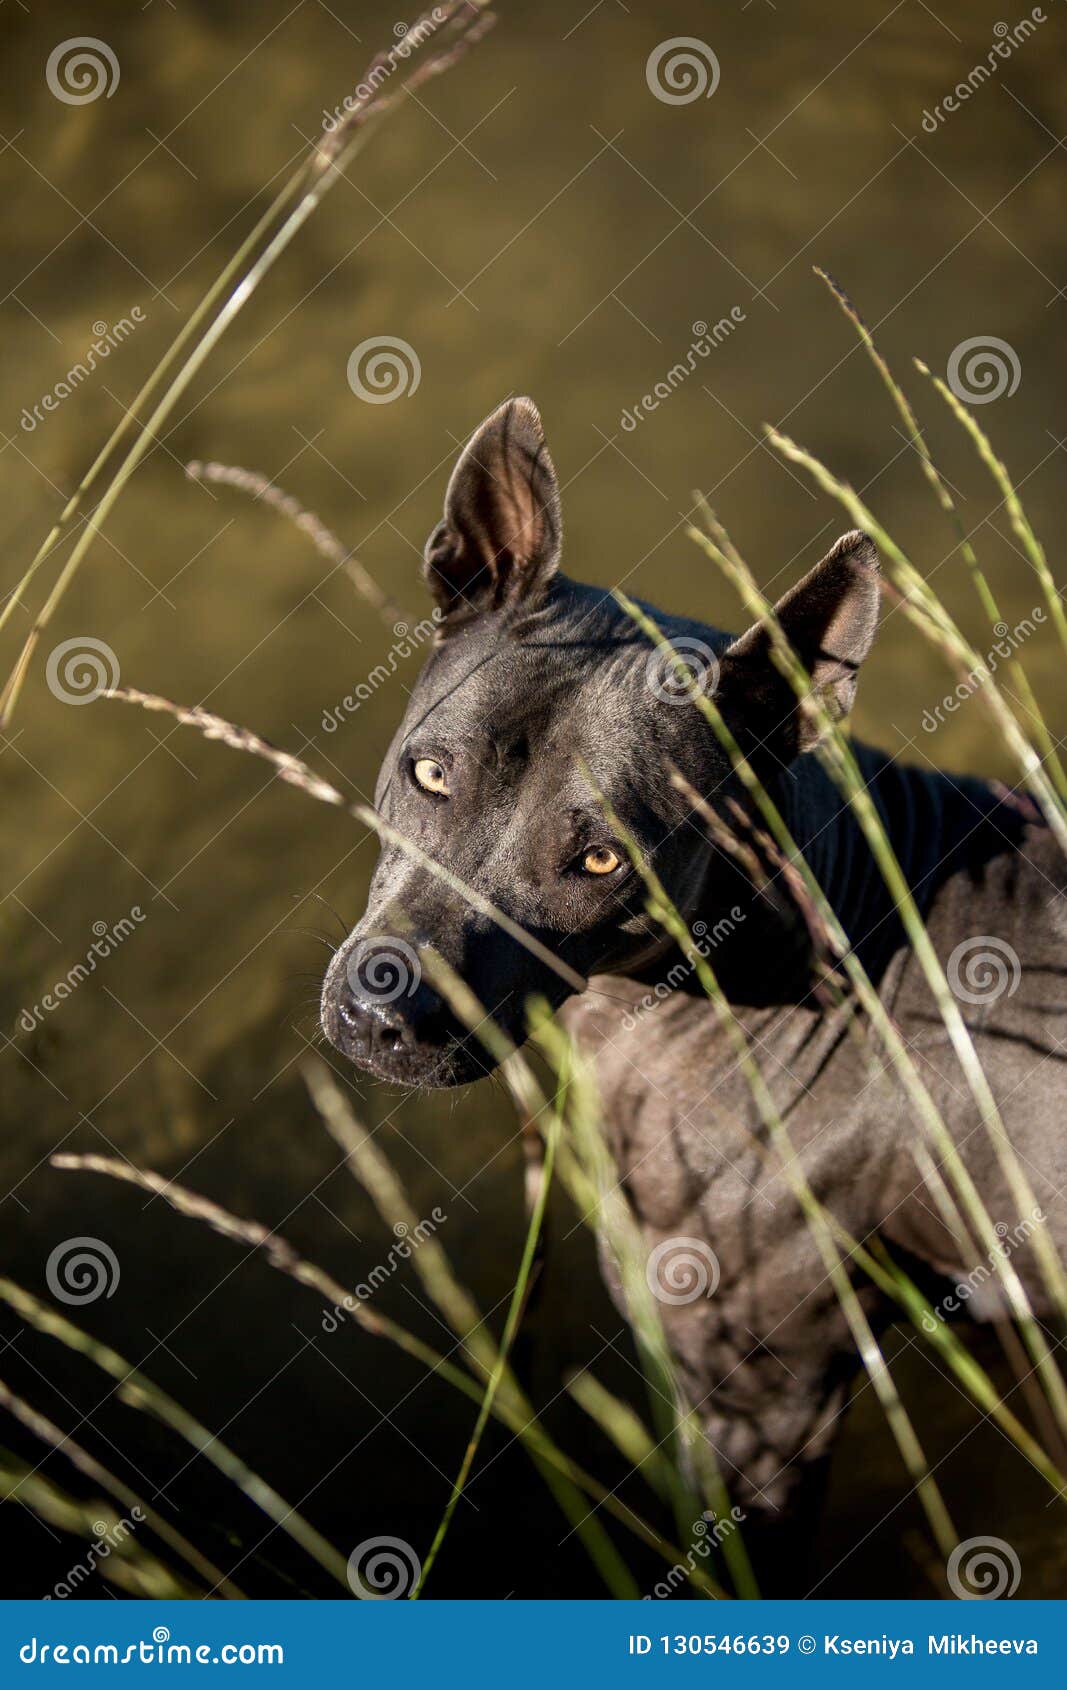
[670,742,1017,1007]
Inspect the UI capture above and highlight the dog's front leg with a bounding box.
[595,1223,870,1594]
[690,1361,858,1595]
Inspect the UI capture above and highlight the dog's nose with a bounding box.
[334,938,446,1059]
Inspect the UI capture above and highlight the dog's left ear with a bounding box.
[423,397,562,622]
[717,530,881,764]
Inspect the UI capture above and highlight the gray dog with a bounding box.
[322,396,1066,1572]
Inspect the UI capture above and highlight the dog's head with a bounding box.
[321,397,880,1086]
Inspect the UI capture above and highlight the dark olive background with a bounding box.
[2,0,1065,1597]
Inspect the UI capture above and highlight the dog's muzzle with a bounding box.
[320,936,495,1087]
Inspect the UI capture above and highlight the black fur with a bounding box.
[322,399,1067,1579]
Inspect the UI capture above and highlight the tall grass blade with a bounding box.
[918,360,1067,663]
[51,1146,710,1595]
[0,1272,350,1590]
[580,765,958,1561]
[303,1059,640,1599]
[0,2,493,724]
[815,268,1066,796]
[0,1375,243,1597]
[0,1452,195,1598]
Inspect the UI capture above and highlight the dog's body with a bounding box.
[322,397,1066,1554]
[565,745,1065,1524]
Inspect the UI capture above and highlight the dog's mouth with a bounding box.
[328,1028,497,1090]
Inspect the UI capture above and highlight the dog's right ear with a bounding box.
[716,530,881,766]
[423,397,562,623]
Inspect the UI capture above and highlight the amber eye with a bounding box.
[582,846,621,876]
[414,757,450,796]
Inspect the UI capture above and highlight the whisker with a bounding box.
[297,890,353,938]
[288,928,340,953]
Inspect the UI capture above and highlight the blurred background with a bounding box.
[2,0,1065,1597]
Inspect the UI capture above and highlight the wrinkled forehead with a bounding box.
[392,623,654,779]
